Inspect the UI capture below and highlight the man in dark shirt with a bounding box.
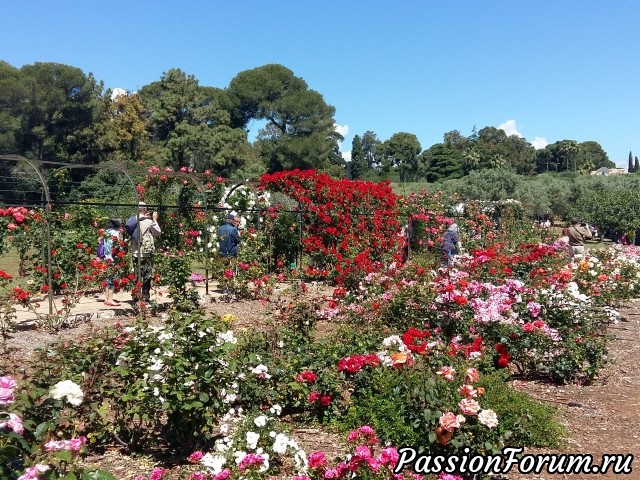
[218,214,241,258]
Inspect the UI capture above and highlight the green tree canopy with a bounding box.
[425,143,463,182]
[350,134,367,179]
[377,132,421,182]
[14,62,102,163]
[226,64,342,173]
[139,68,256,175]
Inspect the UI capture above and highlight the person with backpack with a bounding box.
[126,202,161,303]
[99,218,122,306]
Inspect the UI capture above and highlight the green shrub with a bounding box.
[481,371,565,448]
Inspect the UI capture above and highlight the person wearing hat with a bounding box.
[128,202,161,302]
[217,213,241,258]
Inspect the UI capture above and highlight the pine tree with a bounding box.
[350,135,368,179]
[629,151,635,173]
[635,156,639,173]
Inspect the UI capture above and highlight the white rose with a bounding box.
[49,380,84,406]
[477,409,499,428]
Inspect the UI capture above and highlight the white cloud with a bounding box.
[110,87,128,101]
[334,124,351,161]
[497,119,522,138]
[334,123,349,138]
[498,119,548,150]
[531,137,549,150]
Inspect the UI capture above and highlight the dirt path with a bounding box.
[508,299,640,479]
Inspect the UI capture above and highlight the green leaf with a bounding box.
[34,422,51,439]
[54,449,73,463]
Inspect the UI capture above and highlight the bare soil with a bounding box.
[2,294,639,479]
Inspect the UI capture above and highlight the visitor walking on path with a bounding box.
[127,202,161,303]
[567,217,592,262]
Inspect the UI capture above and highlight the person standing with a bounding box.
[102,218,122,306]
[217,213,241,259]
[128,202,161,303]
[441,223,461,267]
[567,218,592,262]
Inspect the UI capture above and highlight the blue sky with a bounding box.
[3,1,640,167]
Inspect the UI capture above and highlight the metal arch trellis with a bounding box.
[0,155,141,315]
[220,179,304,272]
[0,157,308,308]
[125,168,215,295]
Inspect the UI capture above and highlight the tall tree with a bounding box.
[425,143,463,182]
[350,134,368,179]
[226,64,341,172]
[15,62,102,163]
[139,68,255,175]
[558,140,580,171]
[361,131,380,170]
[577,141,613,172]
[378,132,421,182]
[635,156,639,173]
[474,126,535,174]
[629,151,635,173]
[0,61,24,155]
[94,91,149,165]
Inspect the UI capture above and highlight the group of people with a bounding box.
[439,217,595,267]
[98,206,243,305]
[97,204,596,303]
[99,202,161,306]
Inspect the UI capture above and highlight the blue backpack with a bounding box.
[125,216,142,241]
[97,238,106,259]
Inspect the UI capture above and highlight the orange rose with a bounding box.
[391,351,414,369]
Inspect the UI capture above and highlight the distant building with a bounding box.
[590,167,627,176]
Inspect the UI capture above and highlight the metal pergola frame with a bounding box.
[0,155,306,312]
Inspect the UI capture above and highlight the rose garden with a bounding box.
[1,166,639,480]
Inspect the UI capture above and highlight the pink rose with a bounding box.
[464,368,479,383]
[376,447,399,466]
[458,398,481,416]
[0,412,24,435]
[308,451,327,469]
[438,411,461,432]
[0,376,17,390]
[354,445,372,459]
[213,469,231,480]
[188,451,204,463]
[458,384,477,398]
[436,366,456,381]
[0,388,15,405]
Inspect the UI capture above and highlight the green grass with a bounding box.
[0,249,21,277]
